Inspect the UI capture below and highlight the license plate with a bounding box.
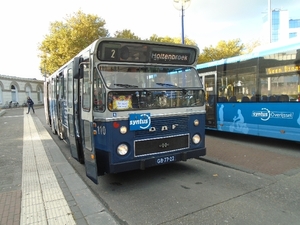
[156,155,176,165]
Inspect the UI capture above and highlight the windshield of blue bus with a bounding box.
[96,65,205,111]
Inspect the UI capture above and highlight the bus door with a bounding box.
[62,70,69,143]
[200,71,217,128]
[57,72,67,140]
[80,62,98,184]
[44,80,51,126]
[50,76,58,134]
[67,64,84,164]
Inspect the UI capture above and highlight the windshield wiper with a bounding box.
[114,83,138,88]
[155,83,187,92]
[155,83,177,87]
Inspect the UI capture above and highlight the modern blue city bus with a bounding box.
[44,38,206,184]
[196,39,300,142]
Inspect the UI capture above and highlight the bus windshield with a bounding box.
[97,65,205,111]
[99,65,202,88]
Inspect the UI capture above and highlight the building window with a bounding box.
[37,86,42,102]
[271,11,280,43]
[289,32,297,38]
[289,19,300,28]
[25,86,31,98]
[0,85,2,104]
[11,85,18,102]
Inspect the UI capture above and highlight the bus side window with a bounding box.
[94,70,105,112]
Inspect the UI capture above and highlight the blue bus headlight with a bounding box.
[117,144,129,156]
[120,126,127,134]
[194,119,199,126]
[192,134,201,144]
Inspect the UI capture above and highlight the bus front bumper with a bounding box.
[108,147,206,174]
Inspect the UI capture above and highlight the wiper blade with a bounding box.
[155,83,186,92]
[114,83,138,88]
[155,82,177,87]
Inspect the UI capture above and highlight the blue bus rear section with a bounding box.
[197,39,300,142]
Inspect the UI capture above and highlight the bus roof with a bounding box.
[196,37,300,69]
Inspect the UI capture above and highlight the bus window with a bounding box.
[93,69,105,112]
[260,49,300,101]
[82,63,91,111]
[67,68,73,108]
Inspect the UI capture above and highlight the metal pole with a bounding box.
[268,0,272,43]
[181,5,184,44]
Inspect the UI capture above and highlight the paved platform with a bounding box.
[205,130,300,176]
[0,108,119,225]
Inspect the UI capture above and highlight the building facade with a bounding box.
[271,9,300,43]
[0,75,44,108]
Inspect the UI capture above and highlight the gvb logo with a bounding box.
[129,113,151,131]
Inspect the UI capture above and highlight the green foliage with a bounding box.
[148,34,197,46]
[114,29,141,40]
[198,39,244,64]
[38,10,109,74]
[244,39,261,54]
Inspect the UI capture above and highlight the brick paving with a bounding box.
[0,108,119,225]
[0,190,21,225]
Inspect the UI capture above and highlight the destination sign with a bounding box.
[150,51,190,64]
[266,64,300,75]
[97,40,197,65]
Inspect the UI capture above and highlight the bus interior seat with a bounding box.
[229,96,237,102]
[241,96,250,102]
[218,96,228,102]
[279,94,289,102]
[261,95,268,102]
[268,95,276,101]
[275,95,280,101]
[250,96,256,102]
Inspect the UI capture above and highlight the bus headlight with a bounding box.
[192,134,201,144]
[120,126,127,134]
[117,144,128,156]
[194,119,199,126]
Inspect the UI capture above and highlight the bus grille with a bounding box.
[135,116,189,138]
[134,134,189,156]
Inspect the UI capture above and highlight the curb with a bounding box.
[0,110,6,117]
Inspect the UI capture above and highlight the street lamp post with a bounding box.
[173,0,191,44]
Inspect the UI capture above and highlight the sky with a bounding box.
[0,0,299,80]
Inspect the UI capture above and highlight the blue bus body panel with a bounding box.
[213,103,300,141]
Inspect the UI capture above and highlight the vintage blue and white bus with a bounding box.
[197,39,300,142]
[44,38,206,184]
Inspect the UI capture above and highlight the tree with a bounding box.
[148,35,197,46]
[244,39,261,54]
[38,10,109,75]
[114,29,141,40]
[198,39,244,64]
